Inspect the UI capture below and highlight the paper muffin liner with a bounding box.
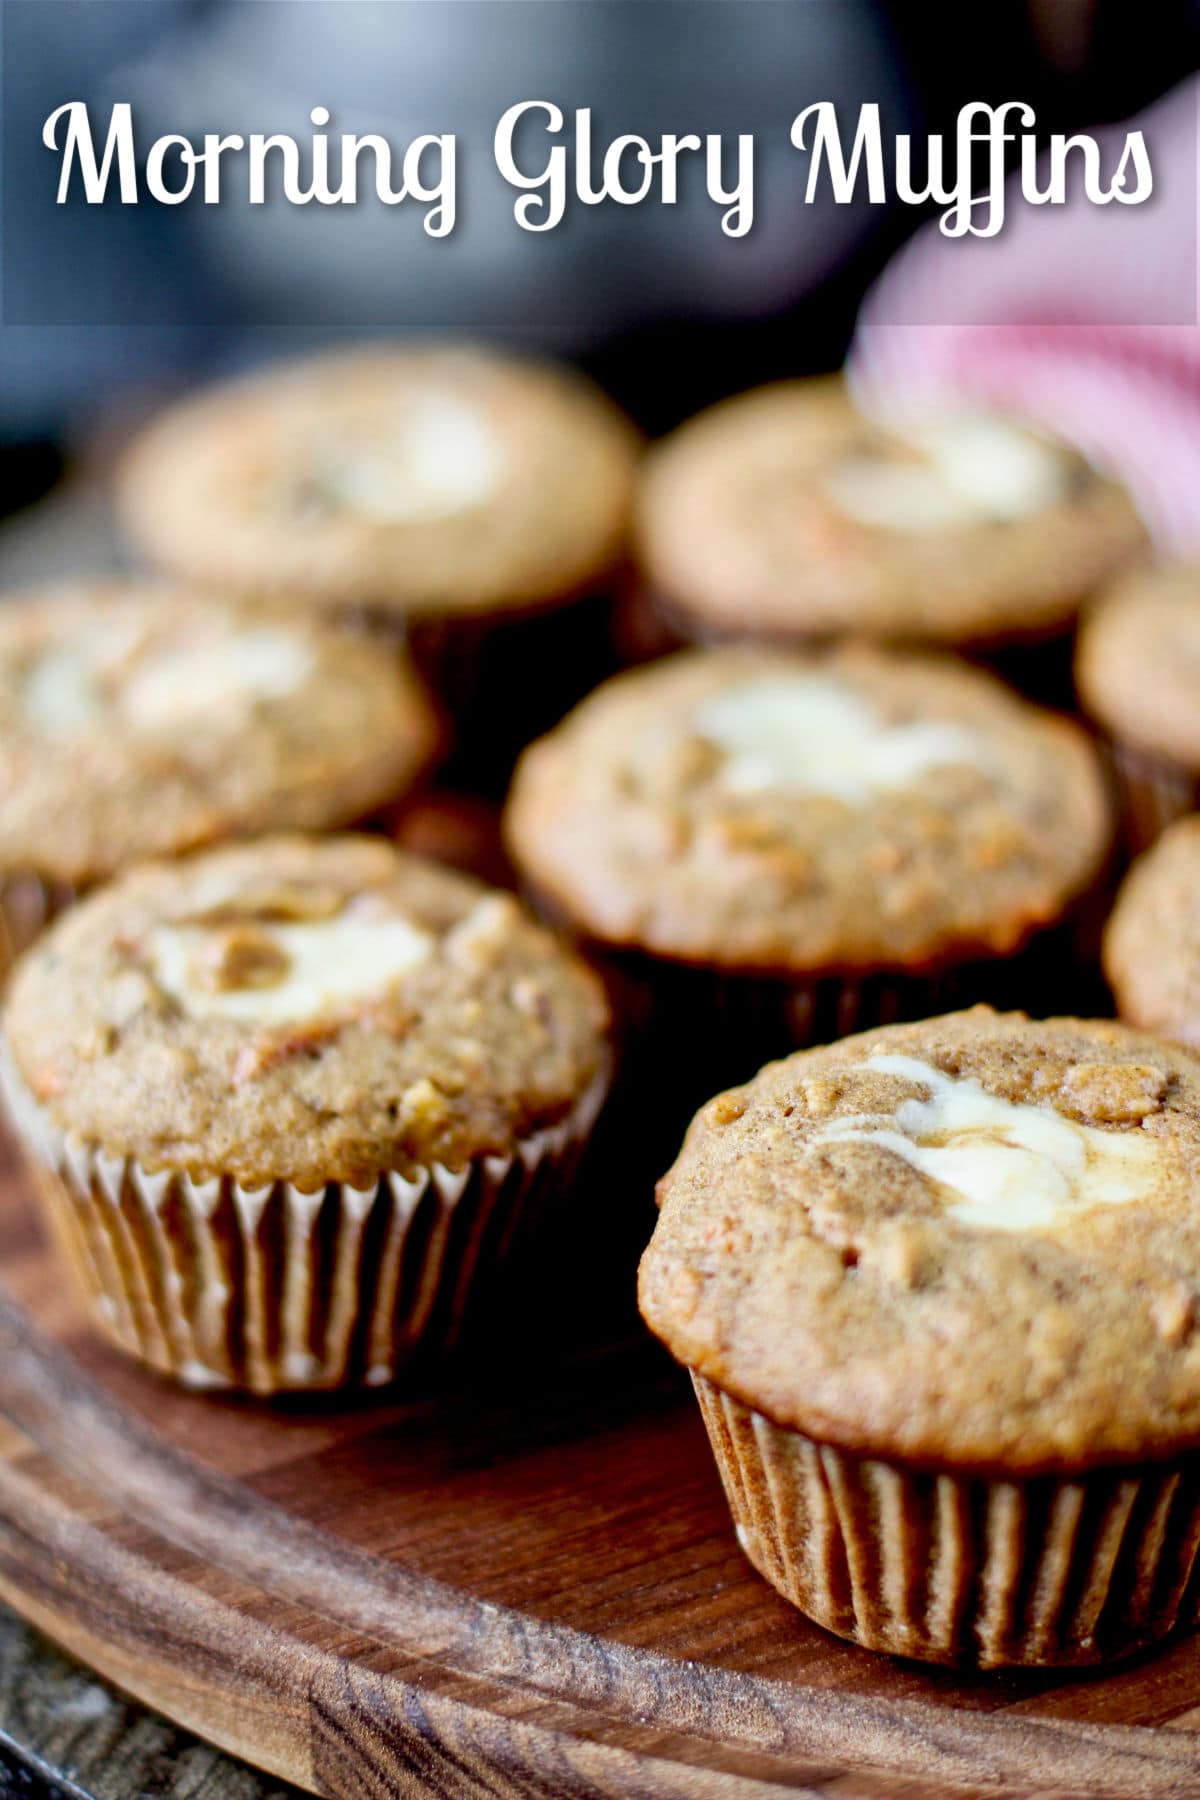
[619,956,967,1060]
[519,879,1107,1194]
[963,628,1079,712]
[1,1050,608,1394]
[693,1375,1200,1668]
[1108,739,1200,858]
[358,583,623,797]
[604,910,1102,1100]
[526,878,976,1074]
[0,872,76,981]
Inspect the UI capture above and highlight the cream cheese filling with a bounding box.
[694,675,986,804]
[122,629,315,727]
[150,913,434,1024]
[23,617,153,737]
[23,626,314,736]
[814,1054,1162,1232]
[23,648,106,736]
[321,394,502,522]
[823,415,1068,533]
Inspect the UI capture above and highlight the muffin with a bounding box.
[636,377,1146,698]
[117,343,641,775]
[0,835,611,1391]
[0,581,438,974]
[1105,816,1200,1048]
[640,1007,1200,1668]
[1077,565,1200,852]
[505,646,1113,1108]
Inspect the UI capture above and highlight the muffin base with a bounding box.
[601,911,1107,1120]
[1109,740,1200,858]
[1,1054,607,1394]
[693,1375,1200,1669]
[366,581,626,799]
[963,628,1078,713]
[521,887,1111,1197]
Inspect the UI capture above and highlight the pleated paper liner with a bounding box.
[0,872,75,983]
[1109,740,1200,858]
[536,901,1109,1209]
[1,1051,608,1395]
[693,1375,1200,1669]
[349,577,628,800]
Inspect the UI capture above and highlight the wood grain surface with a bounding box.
[3,1141,1200,1800]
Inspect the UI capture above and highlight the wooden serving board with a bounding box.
[3,1146,1200,1800]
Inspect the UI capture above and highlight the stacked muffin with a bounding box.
[0,579,437,969]
[118,343,641,783]
[12,346,1200,1680]
[506,643,1110,1035]
[635,375,1146,700]
[1078,564,1200,851]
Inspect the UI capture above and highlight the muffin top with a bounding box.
[1105,817,1200,1049]
[1077,565,1200,768]
[640,1008,1200,1473]
[637,377,1146,646]
[0,583,438,887]
[118,344,640,619]
[505,646,1111,973]
[2,835,611,1187]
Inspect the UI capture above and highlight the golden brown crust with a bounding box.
[636,377,1147,646]
[640,1008,1200,1474]
[504,646,1112,973]
[1077,565,1200,769]
[118,344,641,619]
[2,835,611,1187]
[0,582,438,886]
[1105,817,1200,1048]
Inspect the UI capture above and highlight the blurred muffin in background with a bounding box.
[0,580,437,971]
[0,834,611,1391]
[636,376,1146,699]
[1105,816,1200,1048]
[1077,564,1200,853]
[117,343,641,783]
[505,644,1112,1133]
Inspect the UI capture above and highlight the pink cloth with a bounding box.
[849,80,1200,551]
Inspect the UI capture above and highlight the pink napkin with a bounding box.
[849,79,1200,551]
